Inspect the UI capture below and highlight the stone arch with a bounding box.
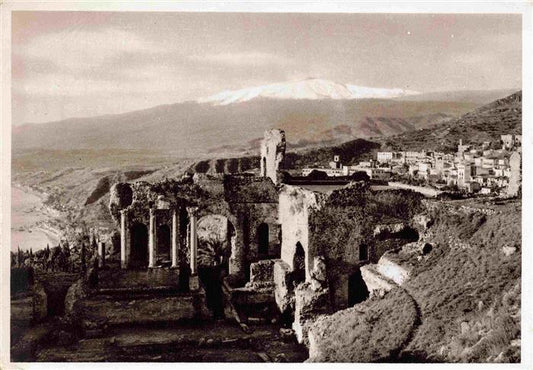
[348,270,369,306]
[197,214,236,272]
[156,224,171,264]
[293,242,306,285]
[196,213,236,318]
[130,223,148,269]
[257,223,269,257]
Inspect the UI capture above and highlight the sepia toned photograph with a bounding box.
[1,3,530,366]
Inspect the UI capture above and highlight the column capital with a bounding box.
[186,206,199,217]
[149,207,155,215]
[120,208,128,215]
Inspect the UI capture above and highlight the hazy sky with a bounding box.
[12,12,521,125]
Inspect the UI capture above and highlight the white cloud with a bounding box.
[19,28,162,71]
[15,69,183,98]
[188,52,292,67]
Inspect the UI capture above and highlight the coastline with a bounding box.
[11,183,63,251]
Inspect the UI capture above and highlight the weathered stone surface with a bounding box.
[64,279,87,320]
[310,256,327,284]
[278,185,322,277]
[231,286,274,306]
[273,260,294,314]
[373,222,408,238]
[360,265,395,293]
[376,255,410,286]
[292,282,331,344]
[260,129,286,185]
[400,241,432,256]
[247,259,276,288]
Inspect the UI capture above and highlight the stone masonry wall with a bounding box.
[278,185,322,281]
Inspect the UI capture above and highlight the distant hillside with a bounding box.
[396,89,518,105]
[190,138,380,175]
[12,97,479,160]
[380,91,522,152]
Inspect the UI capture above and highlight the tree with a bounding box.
[351,171,370,182]
[17,247,23,267]
[91,234,98,252]
[307,170,329,180]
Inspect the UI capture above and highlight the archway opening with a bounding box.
[348,270,369,306]
[293,242,306,285]
[258,223,269,258]
[130,223,148,269]
[157,224,171,265]
[197,214,235,319]
[359,244,368,261]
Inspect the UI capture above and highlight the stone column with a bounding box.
[187,207,199,290]
[229,214,246,283]
[171,208,179,268]
[148,208,156,268]
[98,242,105,268]
[120,209,129,269]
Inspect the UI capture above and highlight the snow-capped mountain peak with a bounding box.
[197,78,419,105]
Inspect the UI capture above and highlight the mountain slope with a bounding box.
[12,98,478,161]
[380,91,522,151]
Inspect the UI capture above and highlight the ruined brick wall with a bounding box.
[108,173,282,286]
[309,187,423,264]
[225,175,281,281]
[278,185,322,281]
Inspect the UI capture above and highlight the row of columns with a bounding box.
[119,206,199,277]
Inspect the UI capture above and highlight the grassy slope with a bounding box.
[308,287,418,362]
[402,200,521,362]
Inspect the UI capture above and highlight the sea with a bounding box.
[11,186,60,252]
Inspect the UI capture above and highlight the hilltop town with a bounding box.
[303,134,521,197]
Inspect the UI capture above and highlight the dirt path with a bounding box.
[395,286,425,362]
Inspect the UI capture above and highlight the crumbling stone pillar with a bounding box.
[171,208,179,268]
[260,129,286,185]
[98,241,105,268]
[229,215,246,283]
[120,209,129,269]
[187,207,199,290]
[148,208,156,268]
